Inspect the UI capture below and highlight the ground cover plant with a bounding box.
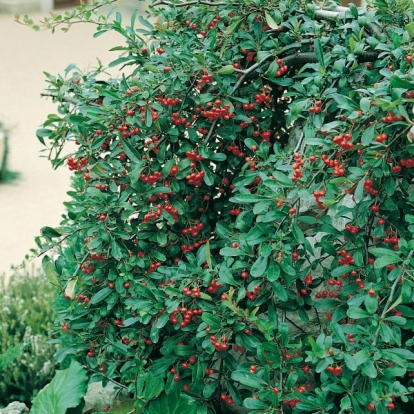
[28,0,414,412]
[0,267,57,407]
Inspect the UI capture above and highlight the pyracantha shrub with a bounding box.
[32,0,414,412]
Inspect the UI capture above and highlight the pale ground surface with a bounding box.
[0,4,138,283]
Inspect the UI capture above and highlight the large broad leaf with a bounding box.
[31,360,87,414]
[144,391,197,414]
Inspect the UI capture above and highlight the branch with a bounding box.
[282,51,379,68]
[41,93,80,105]
[152,0,226,6]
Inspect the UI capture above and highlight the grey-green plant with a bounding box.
[0,267,57,408]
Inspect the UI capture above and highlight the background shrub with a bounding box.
[0,267,57,408]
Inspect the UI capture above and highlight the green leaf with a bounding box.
[271,170,295,187]
[364,294,378,314]
[374,255,401,269]
[243,398,269,409]
[90,287,112,305]
[231,371,267,388]
[31,360,87,414]
[265,12,279,29]
[143,376,165,400]
[292,224,305,244]
[347,307,372,319]
[250,256,268,277]
[119,137,142,163]
[406,22,414,37]
[390,74,414,89]
[343,353,358,371]
[200,162,215,186]
[361,124,375,146]
[217,64,235,75]
[42,256,60,287]
[314,39,325,69]
[145,391,197,414]
[353,349,370,365]
[360,360,377,378]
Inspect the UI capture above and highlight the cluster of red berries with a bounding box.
[100,138,112,151]
[245,285,260,301]
[95,184,108,191]
[140,171,162,185]
[240,48,257,63]
[405,91,414,98]
[159,278,176,287]
[345,224,359,235]
[117,125,140,138]
[337,249,355,266]
[186,150,203,161]
[201,103,233,121]
[308,100,323,113]
[363,178,378,195]
[171,112,189,126]
[186,170,205,186]
[125,86,139,96]
[327,365,342,376]
[181,238,208,253]
[226,144,245,158]
[157,96,180,106]
[242,102,256,111]
[253,129,272,142]
[81,262,95,274]
[169,307,202,327]
[207,280,223,294]
[375,132,388,143]
[303,274,313,285]
[94,211,107,221]
[229,208,241,215]
[321,154,345,177]
[276,61,288,77]
[220,394,235,405]
[163,204,179,222]
[67,156,88,172]
[383,235,399,250]
[210,335,230,351]
[143,204,163,223]
[169,165,179,176]
[182,286,201,298]
[292,152,304,182]
[144,135,159,148]
[381,113,403,123]
[146,261,162,274]
[121,336,132,345]
[148,191,171,202]
[332,133,354,150]
[196,69,213,91]
[254,92,271,105]
[400,158,414,168]
[61,322,70,332]
[282,398,300,408]
[182,222,204,237]
[313,190,326,209]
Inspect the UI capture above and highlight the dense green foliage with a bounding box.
[33,0,414,412]
[0,269,57,407]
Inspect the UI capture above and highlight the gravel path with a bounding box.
[0,6,135,282]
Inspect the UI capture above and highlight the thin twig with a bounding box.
[41,93,80,105]
[372,250,413,347]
